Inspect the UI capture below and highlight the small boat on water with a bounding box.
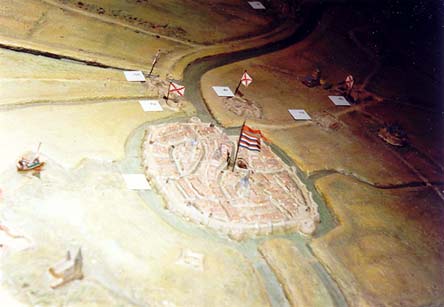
[16,159,45,172]
[16,142,45,172]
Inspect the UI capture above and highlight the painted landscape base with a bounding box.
[142,118,320,240]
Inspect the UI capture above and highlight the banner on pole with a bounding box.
[239,125,267,152]
[241,71,253,87]
[345,75,354,90]
[168,82,185,96]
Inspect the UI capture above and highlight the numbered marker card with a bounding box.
[289,109,311,120]
[139,100,163,112]
[212,86,234,97]
[124,71,146,82]
[122,174,151,190]
[248,1,266,9]
[328,96,351,106]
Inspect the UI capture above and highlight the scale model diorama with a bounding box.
[0,0,442,306]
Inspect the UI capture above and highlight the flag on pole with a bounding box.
[345,75,354,90]
[168,82,185,96]
[241,71,253,87]
[239,125,266,152]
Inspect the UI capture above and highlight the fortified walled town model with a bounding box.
[142,118,320,239]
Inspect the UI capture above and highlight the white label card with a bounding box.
[124,71,146,82]
[212,86,234,97]
[122,174,151,190]
[248,1,266,9]
[139,100,163,112]
[289,109,311,120]
[328,96,351,106]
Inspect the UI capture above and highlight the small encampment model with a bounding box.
[378,123,408,147]
[48,248,83,289]
[302,68,321,87]
[16,142,45,172]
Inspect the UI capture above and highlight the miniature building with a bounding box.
[48,248,83,289]
[142,120,320,239]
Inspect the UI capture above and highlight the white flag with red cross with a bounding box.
[345,75,354,90]
[168,82,185,96]
[241,71,253,87]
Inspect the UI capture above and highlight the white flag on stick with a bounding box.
[168,82,185,97]
[345,75,354,90]
[241,71,253,87]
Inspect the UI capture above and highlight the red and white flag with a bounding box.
[239,125,266,152]
[345,75,354,90]
[168,82,185,97]
[241,71,253,87]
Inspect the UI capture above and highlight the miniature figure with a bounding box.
[302,68,321,87]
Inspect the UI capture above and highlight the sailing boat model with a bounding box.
[16,142,45,171]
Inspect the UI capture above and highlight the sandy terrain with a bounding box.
[51,0,279,44]
[0,159,269,306]
[199,3,444,306]
[0,0,193,73]
[259,239,336,306]
[0,101,194,173]
[0,49,168,106]
[200,6,375,127]
[0,1,288,305]
[0,0,442,306]
[312,174,444,306]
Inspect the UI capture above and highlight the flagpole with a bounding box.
[33,142,42,161]
[232,120,246,172]
[165,82,171,103]
[148,49,160,78]
[234,70,247,96]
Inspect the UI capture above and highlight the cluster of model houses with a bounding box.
[142,120,320,239]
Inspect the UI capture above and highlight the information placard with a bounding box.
[212,86,235,97]
[328,96,351,106]
[124,71,146,82]
[122,174,151,190]
[289,109,311,120]
[139,100,163,112]
[248,1,266,9]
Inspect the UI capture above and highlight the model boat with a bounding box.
[16,142,45,171]
[16,159,45,171]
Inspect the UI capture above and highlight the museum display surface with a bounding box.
[0,0,443,306]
